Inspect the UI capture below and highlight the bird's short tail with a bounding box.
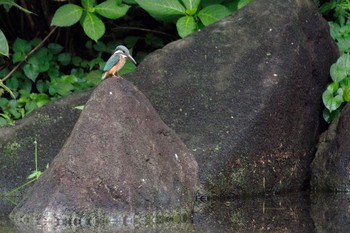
[101,72,106,80]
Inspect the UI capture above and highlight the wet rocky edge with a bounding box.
[11,207,192,232]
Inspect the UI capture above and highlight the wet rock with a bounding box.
[311,103,350,191]
[311,192,350,232]
[0,90,92,214]
[128,0,339,196]
[193,193,313,232]
[10,78,198,225]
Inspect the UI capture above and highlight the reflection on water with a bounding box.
[1,192,350,233]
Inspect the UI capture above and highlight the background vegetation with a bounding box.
[0,0,251,126]
[319,0,350,122]
[0,0,349,126]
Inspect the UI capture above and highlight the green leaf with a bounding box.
[58,53,72,65]
[5,75,19,90]
[0,117,8,126]
[135,0,186,21]
[237,0,252,9]
[344,85,350,101]
[82,12,105,42]
[323,108,341,123]
[51,4,83,27]
[32,93,50,107]
[48,43,64,55]
[0,30,9,57]
[0,0,34,14]
[182,0,200,15]
[198,4,230,26]
[82,0,96,11]
[75,105,85,110]
[93,41,107,52]
[23,63,39,82]
[176,16,197,38]
[85,70,102,86]
[49,82,74,96]
[330,54,350,82]
[12,38,31,63]
[95,0,130,19]
[330,63,348,82]
[323,83,344,112]
[25,101,37,113]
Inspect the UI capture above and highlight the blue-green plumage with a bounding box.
[101,53,121,79]
[101,45,136,80]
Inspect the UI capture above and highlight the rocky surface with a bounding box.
[311,102,350,191]
[10,78,198,226]
[128,0,339,196]
[0,89,92,215]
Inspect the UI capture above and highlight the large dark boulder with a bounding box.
[311,103,350,191]
[0,90,92,215]
[10,78,198,225]
[128,0,339,196]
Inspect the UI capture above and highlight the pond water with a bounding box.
[1,192,349,232]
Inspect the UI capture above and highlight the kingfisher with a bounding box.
[101,45,137,80]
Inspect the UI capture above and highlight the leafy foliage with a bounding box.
[0,38,121,126]
[51,0,130,42]
[135,0,251,38]
[0,29,8,57]
[320,0,350,122]
[0,0,254,127]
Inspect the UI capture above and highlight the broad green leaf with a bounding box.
[32,93,50,107]
[96,0,130,19]
[58,53,72,65]
[330,54,350,82]
[176,16,197,38]
[23,63,40,82]
[51,4,83,27]
[82,0,96,11]
[182,0,200,15]
[343,85,350,101]
[237,0,252,9]
[0,117,8,126]
[85,70,102,86]
[329,22,341,40]
[0,0,34,14]
[49,82,74,96]
[198,4,230,26]
[319,1,337,14]
[337,37,350,53]
[25,101,37,113]
[48,43,64,55]
[0,30,9,57]
[135,0,186,21]
[82,12,105,42]
[5,75,19,90]
[322,84,344,112]
[330,63,348,82]
[12,38,31,63]
[326,81,339,93]
[36,80,49,93]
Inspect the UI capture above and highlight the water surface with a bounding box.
[1,192,348,232]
